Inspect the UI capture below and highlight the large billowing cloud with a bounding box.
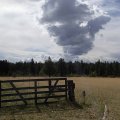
[41,0,110,56]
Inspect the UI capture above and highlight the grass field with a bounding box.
[0,77,120,120]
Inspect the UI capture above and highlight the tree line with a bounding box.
[0,57,120,77]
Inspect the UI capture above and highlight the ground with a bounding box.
[0,77,120,120]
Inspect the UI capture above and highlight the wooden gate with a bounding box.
[0,78,68,107]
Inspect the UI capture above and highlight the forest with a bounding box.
[0,57,120,77]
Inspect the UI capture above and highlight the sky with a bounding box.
[0,0,120,62]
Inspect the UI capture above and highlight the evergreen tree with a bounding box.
[30,59,35,76]
[57,58,67,76]
[43,57,55,77]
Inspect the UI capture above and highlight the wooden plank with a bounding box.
[44,79,59,103]
[1,90,66,97]
[1,87,35,91]
[34,101,58,105]
[1,78,67,83]
[9,81,27,105]
[34,80,37,105]
[1,95,66,103]
[1,85,66,91]
[1,97,35,103]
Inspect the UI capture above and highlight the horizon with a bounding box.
[0,57,120,64]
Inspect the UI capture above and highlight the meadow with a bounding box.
[0,77,120,120]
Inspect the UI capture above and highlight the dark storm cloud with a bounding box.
[41,0,110,56]
[48,23,93,55]
[41,0,91,23]
[88,16,110,37]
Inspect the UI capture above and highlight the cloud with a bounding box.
[0,0,63,62]
[81,16,120,62]
[87,16,110,36]
[96,0,120,17]
[41,0,91,23]
[41,0,110,56]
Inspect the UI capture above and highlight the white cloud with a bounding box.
[0,0,63,62]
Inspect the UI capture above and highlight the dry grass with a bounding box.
[0,77,120,120]
[71,77,120,119]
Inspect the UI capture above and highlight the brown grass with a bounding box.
[71,77,120,119]
[0,77,120,120]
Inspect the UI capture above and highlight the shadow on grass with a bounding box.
[0,100,92,116]
[68,100,92,110]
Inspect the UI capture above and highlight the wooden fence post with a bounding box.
[67,80,75,102]
[0,81,1,108]
[35,80,37,105]
[65,78,68,100]
[82,90,86,105]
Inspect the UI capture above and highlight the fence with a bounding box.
[0,78,75,108]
